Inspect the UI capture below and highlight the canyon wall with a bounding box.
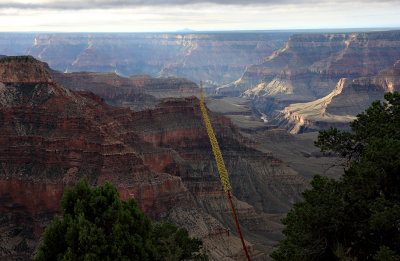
[19,32,291,87]
[275,61,400,133]
[219,30,400,103]
[0,33,36,56]
[50,70,199,110]
[0,56,307,259]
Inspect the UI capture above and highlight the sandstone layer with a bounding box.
[275,61,400,133]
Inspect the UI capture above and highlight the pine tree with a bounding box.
[271,92,400,260]
[35,177,207,261]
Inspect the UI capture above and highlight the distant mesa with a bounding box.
[176,28,196,32]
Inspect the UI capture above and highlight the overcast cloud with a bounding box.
[1,0,399,9]
[0,0,399,32]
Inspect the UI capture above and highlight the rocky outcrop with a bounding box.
[0,56,191,259]
[21,32,291,88]
[275,62,400,133]
[219,30,400,103]
[0,56,308,259]
[50,70,199,110]
[0,56,53,84]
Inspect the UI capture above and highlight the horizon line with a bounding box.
[1,27,400,34]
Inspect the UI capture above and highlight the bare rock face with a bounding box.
[24,33,291,88]
[219,31,400,104]
[275,62,400,133]
[0,56,191,259]
[50,70,199,110]
[0,56,308,260]
[127,96,307,258]
[0,56,53,84]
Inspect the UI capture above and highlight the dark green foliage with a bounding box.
[373,246,400,261]
[35,177,206,261]
[271,92,400,260]
[152,222,208,261]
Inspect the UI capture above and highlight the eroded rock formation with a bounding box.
[50,70,199,110]
[275,61,400,133]
[23,33,291,87]
[219,31,400,103]
[0,56,307,260]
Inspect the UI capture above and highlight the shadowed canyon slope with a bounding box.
[0,56,307,260]
[18,32,291,87]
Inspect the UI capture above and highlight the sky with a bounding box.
[0,0,400,32]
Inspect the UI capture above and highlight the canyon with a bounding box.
[3,30,400,131]
[220,31,400,98]
[1,29,400,260]
[275,62,400,133]
[276,61,400,133]
[215,31,400,133]
[9,32,291,88]
[0,56,308,260]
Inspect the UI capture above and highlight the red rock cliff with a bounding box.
[0,56,307,260]
[0,56,192,259]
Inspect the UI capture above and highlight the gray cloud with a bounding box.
[1,0,398,10]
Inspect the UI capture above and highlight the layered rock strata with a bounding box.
[275,61,400,133]
[0,56,307,259]
[219,31,400,104]
[50,70,199,110]
[23,32,291,87]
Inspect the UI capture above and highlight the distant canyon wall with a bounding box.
[2,31,400,134]
[213,30,400,132]
[0,32,291,87]
[220,30,400,100]
[274,61,400,133]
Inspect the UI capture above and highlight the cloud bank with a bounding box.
[1,0,399,32]
[1,0,398,10]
